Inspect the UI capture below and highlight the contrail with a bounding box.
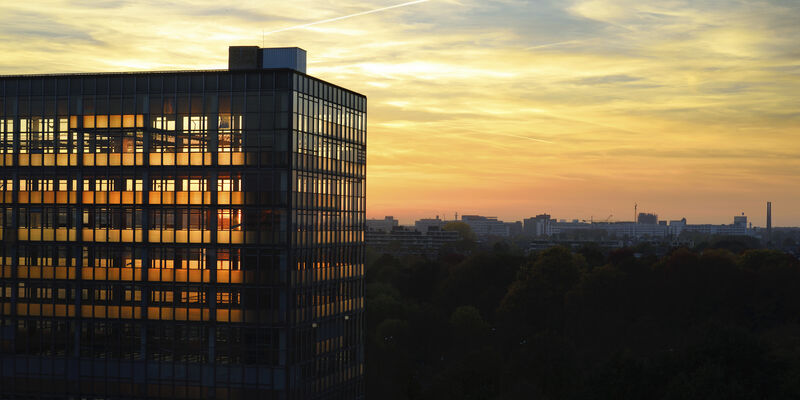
[494,132,554,144]
[264,0,429,36]
[525,40,582,51]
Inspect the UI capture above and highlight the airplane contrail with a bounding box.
[263,0,430,36]
[525,40,582,51]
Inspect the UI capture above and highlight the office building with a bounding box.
[0,46,366,399]
[523,214,552,237]
[366,226,460,257]
[461,215,509,240]
[637,213,658,225]
[366,216,399,233]
[414,217,446,233]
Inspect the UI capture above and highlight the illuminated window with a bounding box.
[95,179,113,191]
[216,291,240,305]
[93,289,109,301]
[217,209,242,230]
[182,179,207,192]
[36,287,53,299]
[217,177,241,192]
[124,289,142,302]
[38,179,55,191]
[0,119,12,153]
[181,291,206,304]
[151,291,174,303]
[152,179,175,191]
[218,114,242,151]
[216,249,240,270]
[125,179,143,191]
[153,117,176,131]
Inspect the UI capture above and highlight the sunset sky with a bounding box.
[1,0,798,225]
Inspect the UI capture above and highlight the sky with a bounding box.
[1,0,798,226]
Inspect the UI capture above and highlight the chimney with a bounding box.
[767,201,772,242]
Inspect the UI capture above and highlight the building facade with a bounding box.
[0,47,366,399]
[365,216,399,233]
[461,215,510,240]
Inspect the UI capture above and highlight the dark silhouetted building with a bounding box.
[366,216,399,233]
[0,46,366,399]
[637,213,658,225]
[523,214,552,236]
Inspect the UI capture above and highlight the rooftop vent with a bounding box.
[229,46,307,73]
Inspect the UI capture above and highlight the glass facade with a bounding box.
[0,69,366,399]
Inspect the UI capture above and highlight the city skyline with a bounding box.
[1,0,798,225]
[370,203,783,228]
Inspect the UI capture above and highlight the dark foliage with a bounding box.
[366,245,800,399]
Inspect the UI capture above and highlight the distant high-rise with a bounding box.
[0,46,366,399]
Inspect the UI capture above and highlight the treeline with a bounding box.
[366,244,800,399]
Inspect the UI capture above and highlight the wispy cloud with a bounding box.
[263,0,430,35]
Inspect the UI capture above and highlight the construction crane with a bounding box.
[604,214,613,223]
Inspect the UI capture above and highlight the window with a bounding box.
[217,209,242,230]
[125,179,143,191]
[151,290,174,303]
[152,179,175,191]
[181,291,206,304]
[38,179,55,191]
[152,116,176,131]
[218,177,241,192]
[218,114,242,151]
[217,291,240,305]
[95,179,113,191]
[182,179,207,192]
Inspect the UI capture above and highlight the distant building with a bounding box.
[638,213,659,224]
[367,216,400,232]
[506,221,523,236]
[528,239,624,253]
[591,222,668,238]
[366,226,460,256]
[550,220,593,235]
[669,218,687,236]
[523,214,552,236]
[415,217,447,233]
[682,215,752,236]
[461,215,510,239]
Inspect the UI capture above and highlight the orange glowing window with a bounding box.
[216,292,240,305]
[217,177,241,192]
[181,291,206,304]
[217,209,242,230]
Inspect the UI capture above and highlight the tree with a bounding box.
[443,221,477,252]
[498,246,583,336]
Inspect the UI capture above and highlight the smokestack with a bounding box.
[767,201,772,242]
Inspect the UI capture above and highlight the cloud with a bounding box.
[0,10,102,43]
[0,0,798,223]
[569,74,642,85]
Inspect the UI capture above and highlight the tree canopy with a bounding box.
[366,244,800,399]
